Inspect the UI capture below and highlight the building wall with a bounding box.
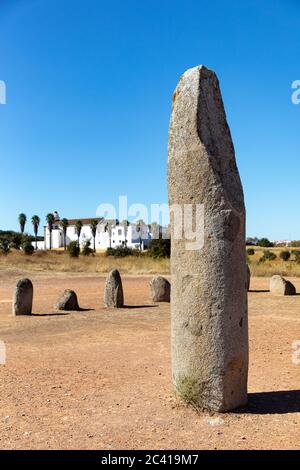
[31,240,45,250]
[44,222,151,250]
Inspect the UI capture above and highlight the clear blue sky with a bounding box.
[0,0,299,239]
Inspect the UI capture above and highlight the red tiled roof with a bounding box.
[64,217,104,226]
[44,217,104,227]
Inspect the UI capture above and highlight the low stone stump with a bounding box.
[150,276,170,302]
[104,269,124,308]
[13,278,33,316]
[56,289,80,311]
[270,275,296,296]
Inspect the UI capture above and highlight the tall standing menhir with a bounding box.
[168,65,248,412]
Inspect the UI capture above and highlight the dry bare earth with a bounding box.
[0,271,299,450]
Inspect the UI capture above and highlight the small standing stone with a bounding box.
[104,269,124,308]
[13,278,33,316]
[270,275,296,296]
[56,289,80,311]
[247,265,251,291]
[150,276,170,302]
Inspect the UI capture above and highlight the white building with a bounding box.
[42,215,151,251]
[272,240,292,247]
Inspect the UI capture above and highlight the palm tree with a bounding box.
[46,213,55,250]
[136,219,144,251]
[75,220,83,248]
[121,220,130,247]
[90,219,98,253]
[60,218,69,250]
[150,221,162,240]
[105,221,113,248]
[31,215,40,250]
[18,213,27,234]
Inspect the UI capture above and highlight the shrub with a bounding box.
[0,239,10,254]
[257,238,274,248]
[246,237,258,246]
[106,247,116,257]
[290,241,300,247]
[279,250,291,262]
[82,239,93,256]
[292,250,300,263]
[246,248,255,256]
[22,240,34,255]
[259,250,277,263]
[115,246,134,257]
[105,246,134,257]
[67,241,80,258]
[10,233,23,250]
[147,239,171,259]
[0,230,38,248]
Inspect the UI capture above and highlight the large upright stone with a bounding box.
[168,65,248,412]
[13,278,33,316]
[104,269,124,308]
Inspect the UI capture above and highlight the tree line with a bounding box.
[1,214,168,256]
[16,213,100,252]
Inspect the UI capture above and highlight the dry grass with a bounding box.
[247,246,300,277]
[250,260,300,278]
[1,246,300,278]
[0,250,170,276]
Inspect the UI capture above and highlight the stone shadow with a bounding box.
[123,305,159,309]
[235,390,300,414]
[30,307,95,316]
[249,289,270,293]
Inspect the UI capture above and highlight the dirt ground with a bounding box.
[0,271,299,450]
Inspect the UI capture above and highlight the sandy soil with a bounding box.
[0,272,299,450]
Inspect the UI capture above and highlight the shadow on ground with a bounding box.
[123,304,159,309]
[249,290,270,293]
[236,390,300,414]
[250,290,300,295]
[30,308,95,316]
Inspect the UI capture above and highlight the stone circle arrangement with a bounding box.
[10,268,296,318]
[11,270,173,316]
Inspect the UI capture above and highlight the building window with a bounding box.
[118,229,122,236]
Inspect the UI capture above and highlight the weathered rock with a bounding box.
[13,278,33,316]
[247,265,251,291]
[270,275,296,296]
[168,65,248,412]
[56,289,80,311]
[104,269,124,308]
[150,276,170,302]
